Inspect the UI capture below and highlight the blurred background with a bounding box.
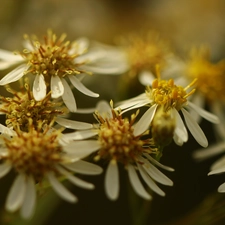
[0,0,225,224]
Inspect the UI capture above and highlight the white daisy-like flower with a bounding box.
[163,46,225,139]
[0,83,92,132]
[62,101,174,201]
[117,31,180,84]
[0,121,102,219]
[116,76,219,147]
[0,30,128,112]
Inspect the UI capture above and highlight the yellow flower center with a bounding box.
[121,31,169,77]
[95,109,154,165]
[186,47,225,102]
[0,83,66,132]
[3,125,63,182]
[19,30,87,84]
[147,78,196,111]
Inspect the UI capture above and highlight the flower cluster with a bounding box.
[0,30,222,220]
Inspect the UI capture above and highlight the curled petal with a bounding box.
[51,76,64,98]
[33,74,46,101]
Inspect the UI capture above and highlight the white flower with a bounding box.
[63,101,174,200]
[0,30,128,112]
[117,78,219,147]
[117,31,180,84]
[162,46,225,140]
[0,123,102,219]
[0,84,92,132]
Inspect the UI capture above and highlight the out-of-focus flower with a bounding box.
[176,47,225,140]
[117,73,219,147]
[0,30,128,111]
[63,101,174,201]
[117,31,180,84]
[0,120,102,219]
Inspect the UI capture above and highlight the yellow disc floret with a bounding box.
[186,47,225,102]
[0,83,66,132]
[3,123,63,182]
[147,78,196,111]
[120,31,170,78]
[94,107,154,165]
[19,30,87,84]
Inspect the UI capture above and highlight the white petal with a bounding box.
[22,40,34,51]
[33,74,46,101]
[173,133,184,146]
[187,101,219,124]
[144,154,174,172]
[116,93,148,110]
[64,160,103,175]
[142,160,173,186]
[61,78,77,112]
[0,163,12,178]
[51,76,64,98]
[0,64,28,85]
[208,166,225,175]
[55,117,92,130]
[68,75,99,98]
[181,108,208,147]
[0,124,16,136]
[71,37,89,55]
[137,163,165,196]
[187,92,204,123]
[210,155,225,171]
[57,166,94,190]
[0,49,23,61]
[63,140,100,159]
[127,164,151,200]
[193,141,225,161]
[46,172,77,203]
[172,108,188,143]
[218,182,225,193]
[105,161,119,200]
[6,174,26,212]
[138,70,155,86]
[63,130,98,141]
[96,101,112,118]
[0,61,23,70]
[20,176,36,219]
[133,104,157,136]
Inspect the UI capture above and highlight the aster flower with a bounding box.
[116,74,219,147]
[117,31,180,84]
[0,30,128,111]
[0,120,102,219]
[0,81,93,132]
[62,101,174,201]
[184,47,225,140]
[163,46,225,139]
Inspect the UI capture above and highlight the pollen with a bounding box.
[3,123,63,182]
[94,108,154,165]
[147,78,196,111]
[120,31,170,78]
[0,82,66,132]
[186,47,225,102]
[19,30,87,84]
